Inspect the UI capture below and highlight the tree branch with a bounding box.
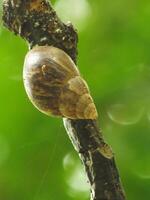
[3,0,126,199]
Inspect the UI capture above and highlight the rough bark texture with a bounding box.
[3,0,126,199]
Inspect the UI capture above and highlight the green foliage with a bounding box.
[0,0,150,199]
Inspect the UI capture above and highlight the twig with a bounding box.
[3,0,126,199]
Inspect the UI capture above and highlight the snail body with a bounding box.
[23,46,98,119]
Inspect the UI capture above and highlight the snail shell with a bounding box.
[23,46,98,119]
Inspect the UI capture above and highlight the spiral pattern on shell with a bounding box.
[23,46,98,119]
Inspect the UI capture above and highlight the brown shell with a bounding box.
[23,46,98,119]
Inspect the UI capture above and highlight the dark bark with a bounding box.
[3,0,126,199]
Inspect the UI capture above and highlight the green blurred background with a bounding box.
[0,0,150,199]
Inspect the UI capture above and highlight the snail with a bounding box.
[23,46,98,119]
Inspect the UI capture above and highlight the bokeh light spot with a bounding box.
[54,0,92,31]
[67,164,89,193]
[63,152,76,170]
[107,103,144,125]
[63,153,89,198]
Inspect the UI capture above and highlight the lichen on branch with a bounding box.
[3,0,78,62]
